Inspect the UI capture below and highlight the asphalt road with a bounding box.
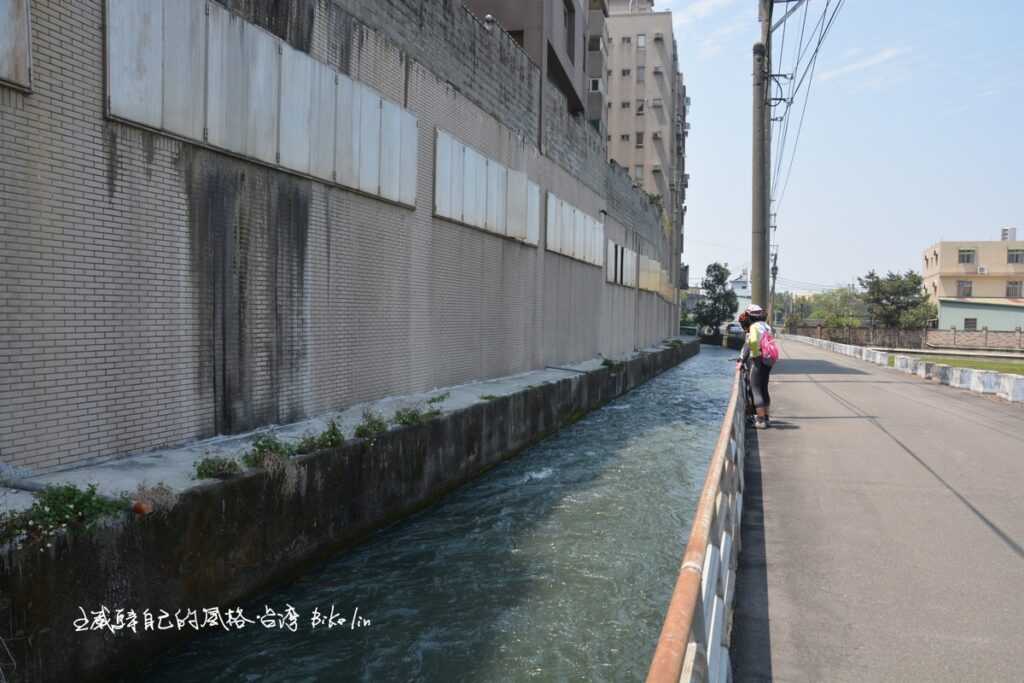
[731,339,1024,682]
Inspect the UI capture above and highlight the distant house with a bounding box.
[923,228,1024,330]
[729,269,752,316]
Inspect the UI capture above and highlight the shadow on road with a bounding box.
[772,359,867,375]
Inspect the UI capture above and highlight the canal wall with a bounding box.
[0,339,699,683]
[784,335,1024,403]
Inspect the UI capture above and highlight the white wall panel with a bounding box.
[475,152,488,228]
[242,25,280,165]
[486,161,507,235]
[206,4,245,154]
[434,130,452,218]
[279,44,313,174]
[607,243,616,282]
[379,98,402,202]
[309,61,337,181]
[560,201,573,256]
[357,84,382,195]
[0,0,31,89]
[399,110,418,206]
[335,74,360,188]
[546,193,558,252]
[107,0,163,129]
[596,224,605,267]
[573,209,584,260]
[526,182,540,246]
[162,0,205,140]
[449,139,464,222]
[506,170,527,240]
[462,147,480,227]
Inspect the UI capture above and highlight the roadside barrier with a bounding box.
[783,335,1024,404]
[646,368,745,683]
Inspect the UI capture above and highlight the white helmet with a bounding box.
[744,304,764,315]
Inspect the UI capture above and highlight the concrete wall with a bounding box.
[927,328,1024,351]
[0,339,699,683]
[0,0,677,473]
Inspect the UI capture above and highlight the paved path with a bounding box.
[731,339,1024,682]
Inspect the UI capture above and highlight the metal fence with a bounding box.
[786,325,925,349]
[646,368,745,683]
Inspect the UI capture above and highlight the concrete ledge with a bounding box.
[970,370,1000,395]
[0,340,700,683]
[933,364,953,385]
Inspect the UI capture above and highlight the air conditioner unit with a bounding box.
[654,32,664,42]
[652,131,662,140]
[652,165,662,173]
[653,66,664,75]
[977,266,988,274]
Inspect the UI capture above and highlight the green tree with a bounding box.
[857,270,929,328]
[809,288,865,328]
[694,263,738,330]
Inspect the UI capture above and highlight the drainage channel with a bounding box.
[130,347,734,683]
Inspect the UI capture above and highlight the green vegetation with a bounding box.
[601,358,624,371]
[392,406,441,427]
[0,484,125,548]
[354,409,389,439]
[859,270,933,328]
[910,355,1024,375]
[479,394,499,401]
[194,456,241,479]
[693,263,738,330]
[426,392,450,405]
[241,434,294,468]
[295,420,344,455]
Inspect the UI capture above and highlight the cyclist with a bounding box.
[738,304,775,429]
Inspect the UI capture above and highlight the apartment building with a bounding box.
[923,228,1024,330]
[605,0,688,253]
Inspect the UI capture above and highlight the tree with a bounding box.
[694,263,738,330]
[809,288,865,328]
[857,270,929,329]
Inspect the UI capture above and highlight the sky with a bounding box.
[662,0,1024,293]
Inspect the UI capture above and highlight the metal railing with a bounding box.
[646,367,746,683]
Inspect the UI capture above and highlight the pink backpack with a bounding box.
[760,324,780,366]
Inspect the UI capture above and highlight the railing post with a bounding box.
[984,326,989,348]
[952,326,957,347]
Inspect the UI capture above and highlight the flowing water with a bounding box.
[135,346,734,682]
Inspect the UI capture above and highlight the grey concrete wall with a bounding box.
[0,339,699,683]
[0,0,676,472]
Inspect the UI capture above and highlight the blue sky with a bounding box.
[663,0,1024,292]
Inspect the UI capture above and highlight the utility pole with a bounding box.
[769,250,779,324]
[751,0,772,308]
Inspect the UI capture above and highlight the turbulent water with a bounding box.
[134,346,734,683]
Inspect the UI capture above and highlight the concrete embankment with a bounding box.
[0,339,698,683]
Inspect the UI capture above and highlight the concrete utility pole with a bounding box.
[751,0,772,308]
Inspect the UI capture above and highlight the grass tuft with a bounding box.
[0,484,124,548]
[194,456,241,480]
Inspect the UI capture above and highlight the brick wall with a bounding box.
[0,0,677,472]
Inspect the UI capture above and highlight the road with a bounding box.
[731,339,1024,682]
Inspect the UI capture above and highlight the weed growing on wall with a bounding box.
[354,410,389,439]
[479,394,498,401]
[294,420,345,455]
[602,358,625,372]
[393,405,442,427]
[0,484,125,549]
[242,434,295,468]
[426,392,450,405]
[194,457,242,480]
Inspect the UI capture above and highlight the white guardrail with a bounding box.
[646,368,746,683]
[783,335,1024,403]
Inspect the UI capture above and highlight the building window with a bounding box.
[607,69,612,77]
[563,0,575,64]
[622,36,632,45]
[0,0,32,90]
[621,101,631,108]
[590,78,601,92]
[963,318,978,331]
[620,134,630,141]
[637,66,646,82]
[1008,281,1023,297]
[958,249,976,264]
[637,34,647,49]
[636,99,645,114]
[635,132,644,148]
[509,30,525,48]
[1009,249,1024,264]
[622,68,631,76]
[957,280,973,297]
[634,165,644,181]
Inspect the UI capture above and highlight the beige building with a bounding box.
[605,0,688,258]
[923,229,1024,330]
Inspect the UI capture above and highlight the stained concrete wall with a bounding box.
[0,0,676,473]
[0,339,699,683]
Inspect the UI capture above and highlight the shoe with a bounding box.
[754,418,767,429]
